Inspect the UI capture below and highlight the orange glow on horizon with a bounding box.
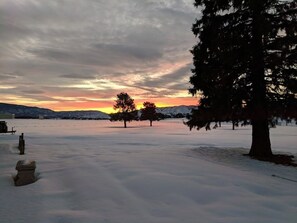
[3,96,198,114]
[48,97,197,114]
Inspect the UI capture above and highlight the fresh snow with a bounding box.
[0,119,296,223]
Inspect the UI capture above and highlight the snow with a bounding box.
[0,119,296,223]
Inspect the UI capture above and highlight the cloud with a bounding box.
[0,72,21,80]
[136,63,192,89]
[93,43,163,61]
[0,0,198,110]
[21,89,45,95]
[60,73,96,80]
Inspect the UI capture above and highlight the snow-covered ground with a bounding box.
[0,119,296,223]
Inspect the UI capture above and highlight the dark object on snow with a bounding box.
[0,121,8,133]
[14,160,36,186]
[0,121,16,134]
[18,133,25,155]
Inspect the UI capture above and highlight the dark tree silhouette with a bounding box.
[187,0,297,158]
[111,92,137,128]
[140,102,159,126]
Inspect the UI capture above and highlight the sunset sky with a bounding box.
[0,0,200,113]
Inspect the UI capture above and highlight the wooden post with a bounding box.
[18,133,25,155]
[19,139,25,155]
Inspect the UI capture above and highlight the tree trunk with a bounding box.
[150,120,152,127]
[124,120,127,128]
[249,1,272,157]
[249,119,272,157]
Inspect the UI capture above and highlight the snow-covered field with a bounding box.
[0,119,296,223]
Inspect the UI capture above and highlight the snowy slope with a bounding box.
[0,119,296,223]
[156,105,196,117]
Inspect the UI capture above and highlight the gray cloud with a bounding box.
[93,43,163,61]
[21,89,45,95]
[60,73,96,80]
[0,72,21,80]
[138,63,192,89]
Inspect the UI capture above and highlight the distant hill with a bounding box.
[0,103,109,119]
[0,103,55,118]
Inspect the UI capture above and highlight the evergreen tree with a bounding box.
[140,102,159,126]
[112,92,137,128]
[187,0,297,157]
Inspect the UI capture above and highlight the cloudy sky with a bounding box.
[0,0,200,113]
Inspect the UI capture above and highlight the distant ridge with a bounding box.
[0,103,109,119]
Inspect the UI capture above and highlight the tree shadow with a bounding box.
[247,154,297,167]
